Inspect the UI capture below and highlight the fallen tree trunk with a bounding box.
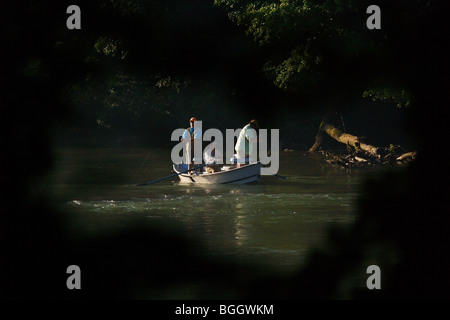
[308,119,418,169]
[309,121,380,158]
[322,123,380,157]
[354,156,368,162]
[396,151,417,162]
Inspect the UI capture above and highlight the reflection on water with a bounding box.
[45,148,374,276]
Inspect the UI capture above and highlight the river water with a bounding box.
[43,148,374,279]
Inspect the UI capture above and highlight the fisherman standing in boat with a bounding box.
[181,117,202,171]
[235,119,259,168]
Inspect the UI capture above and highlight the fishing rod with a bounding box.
[136,163,209,186]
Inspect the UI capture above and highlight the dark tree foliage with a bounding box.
[215,1,439,102]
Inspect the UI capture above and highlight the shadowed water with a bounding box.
[43,148,374,277]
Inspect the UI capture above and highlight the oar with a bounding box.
[136,163,209,186]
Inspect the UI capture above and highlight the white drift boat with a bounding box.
[172,162,262,184]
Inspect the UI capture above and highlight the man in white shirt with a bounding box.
[235,119,258,168]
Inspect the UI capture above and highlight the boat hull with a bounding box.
[173,162,261,184]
